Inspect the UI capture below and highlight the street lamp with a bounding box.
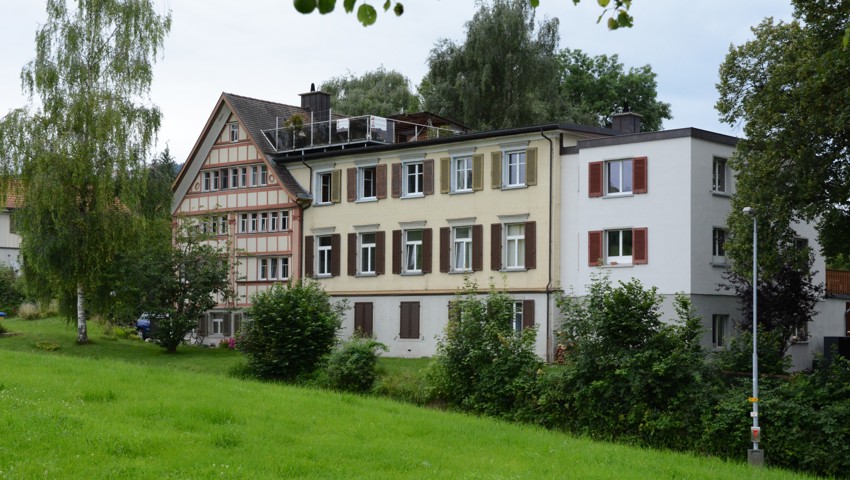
[743,206,763,466]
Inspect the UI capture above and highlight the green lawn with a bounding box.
[0,317,815,479]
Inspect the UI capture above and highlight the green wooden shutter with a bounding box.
[440,157,450,193]
[491,151,502,189]
[331,169,341,203]
[472,154,484,191]
[526,148,537,186]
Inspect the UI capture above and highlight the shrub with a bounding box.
[239,280,345,381]
[35,341,60,351]
[326,337,388,393]
[0,320,6,335]
[0,265,23,314]
[18,302,40,320]
[428,279,542,418]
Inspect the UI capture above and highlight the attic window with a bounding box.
[229,123,239,142]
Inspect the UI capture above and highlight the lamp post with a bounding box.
[743,206,763,466]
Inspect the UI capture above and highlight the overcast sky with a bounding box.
[1,1,794,164]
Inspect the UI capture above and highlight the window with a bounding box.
[404,161,423,197]
[219,168,228,189]
[712,157,727,193]
[505,224,525,270]
[279,211,290,231]
[317,236,333,277]
[240,167,247,188]
[239,214,248,233]
[399,301,420,339]
[712,314,729,348]
[212,315,224,335]
[712,228,727,265]
[795,237,809,251]
[229,123,239,142]
[792,323,809,343]
[587,228,648,266]
[212,170,220,190]
[203,171,211,191]
[452,156,473,192]
[359,166,377,200]
[260,165,268,186]
[606,158,633,195]
[316,170,341,205]
[9,211,16,234]
[512,301,524,333]
[354,302,374,337]
[258,256,290,280]
[230,168,239,189]
[259,212,268,232]
[250,166,258,187]
[505,151,526,187]
[404,229,423,273]
[452,226,472,272]
[249,213,258,233]
[218,215,228,235]
[360,233,377,275]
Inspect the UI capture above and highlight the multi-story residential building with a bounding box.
[0,191,21,270]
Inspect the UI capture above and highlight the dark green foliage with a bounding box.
[428,280,542,418]
[325,337,388,393]
[320,67,420,117]
[553,276,713,450]
[0,266,23,315]
[714,330,791,376]
[240,280,344,381]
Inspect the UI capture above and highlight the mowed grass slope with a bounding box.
[0,318,813,480]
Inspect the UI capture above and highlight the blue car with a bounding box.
[136,314,153,340]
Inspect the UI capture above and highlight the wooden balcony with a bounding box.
[826,269,850,297]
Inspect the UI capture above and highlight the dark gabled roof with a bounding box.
[223,92,306,156]
[561,127,739,154]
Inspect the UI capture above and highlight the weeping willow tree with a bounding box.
[0,0,171,343]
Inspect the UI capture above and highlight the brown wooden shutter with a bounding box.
[347,167,357,202]
[440,227,450,273]
[472,154,484,191]
[399,302,420,339]
[376,231,386,275]
[440,157,450,193]
[198,313,209,336]
[423,159,434,195]
[410,302,420,338]
[354,302,374,336]
[588,230,603,266]
[525,221,536,270]
[223,312,232,336]
[377,164,388,199]
[331,234,341,276]
[588,161,603,198]
[399,303,409,338]
[423,228,433,274]
[331,169,341,203]
[305,235,315,277]
[391,163,401,198]
[347,233,357,276]
[522,300,535,329]
[491,223,502,270]
[633,227,648,264]
[633,156,648,194]
[526,148,538,186]
[491,151,502,189]
[354,303,365,333]
[392,229,402,274]
[472,224,483,271]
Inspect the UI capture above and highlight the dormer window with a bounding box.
[229,123,239,142]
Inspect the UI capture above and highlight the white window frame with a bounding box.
[317,236,333,277]
[605,158,633,196]
[240,167,248,188]
[712,228,727,266]
[512,301,524,333]
[249,213,258,233]
[202,171,211,192]
[452,156,473,193]
[403,161,424,197]
[359,232,377,275]
[504,223,526,270]
[229,123,239,142]
[218,215,228,235]
[403,229,423,274]
[279,210,290,231]
[230,168,239,189]
[358,166,377,201]
[251,166,259,187]
[239,214,248,233]
[212,315,224,335]
[712,157,728,193]
[258,258,268,280]
[259,212,268,232]
[452,226,473,272]
[712,314,729,348]
[605,229,633,265]
[504,150,527,188]
[316,171,334,205]
[260,165,268,186]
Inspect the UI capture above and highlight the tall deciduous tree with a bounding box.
[320,67,420,117]
[717,0,850,272]
[419,0,560,131]
[0,0,171,344]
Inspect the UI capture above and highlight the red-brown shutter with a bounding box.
[588,230,603,266]
[633,156,648,194]
[376,164,387,199]
[354,302,374,336]
[588,161,603,198]
[376,231,386,275]
[472,224,483,272]
[331,234,341,276]
[491,223,502,270]
[400,301,420,339]
[440,227,450,273]
[305,235,315,277]
[423,159,434,195]
[525,221,536,270]
[391,163,401,198]
[347,168,356,202]
[347,233,357,276]
[423,228,433,274]
[522,300,535,329]
[392,229,402,274]
[633,227,648,264]
[364,303,373,336]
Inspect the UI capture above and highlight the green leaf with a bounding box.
[844,25,850,50]
[318,0,336,14]
[343,0,356,13]
[529,0,540,7]
[607,16,617,30]
[293,0,317,14]
[393,2,404,16]
[357,4,377,26]
[383,0,391,11]
[598,0,610,7]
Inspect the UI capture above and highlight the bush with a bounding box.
[18,302,40,320]
[0,265,23,314]
[428,279,542,418]
[326,337,388,393]
[240,280,345,381]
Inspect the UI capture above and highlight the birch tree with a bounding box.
[0,0,171,343]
